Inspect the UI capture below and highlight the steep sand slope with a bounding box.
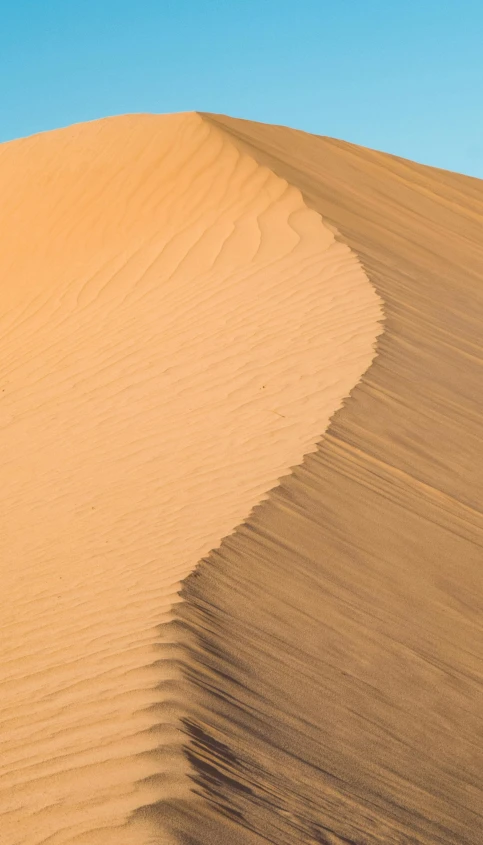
[0,114,381,843]
[153,116,483,844]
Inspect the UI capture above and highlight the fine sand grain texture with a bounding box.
[0,113,381,844]
[152,115,483,844]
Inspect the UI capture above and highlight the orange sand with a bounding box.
[0,113,381,844]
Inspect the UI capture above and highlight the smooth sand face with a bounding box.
[0,113,381,843]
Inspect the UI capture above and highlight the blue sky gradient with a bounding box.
[1,0,482,176]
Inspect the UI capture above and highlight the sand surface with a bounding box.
[0,113,381,843]
[158,115,483,844]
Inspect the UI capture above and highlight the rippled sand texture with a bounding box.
[158,115,483,844]
[0,113,381,844]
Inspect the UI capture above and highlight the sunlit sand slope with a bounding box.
[0,113,381,843]
[155,115,483,844]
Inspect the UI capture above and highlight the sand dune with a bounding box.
[3,110,482,845]
[0,113,381,843]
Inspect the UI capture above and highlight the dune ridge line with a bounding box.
[155,113,483,845]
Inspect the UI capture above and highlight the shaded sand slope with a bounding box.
[155,116,483,844]
[0,114,381,843]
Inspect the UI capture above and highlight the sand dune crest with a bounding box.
[160,113,483,845]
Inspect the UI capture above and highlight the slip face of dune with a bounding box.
[153,115,483,845]
[0,112,381,843]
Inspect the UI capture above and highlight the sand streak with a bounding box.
[0,113,381,843]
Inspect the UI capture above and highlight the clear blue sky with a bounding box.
[1,0,482,177]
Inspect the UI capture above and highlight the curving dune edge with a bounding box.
[159,114,483,845]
